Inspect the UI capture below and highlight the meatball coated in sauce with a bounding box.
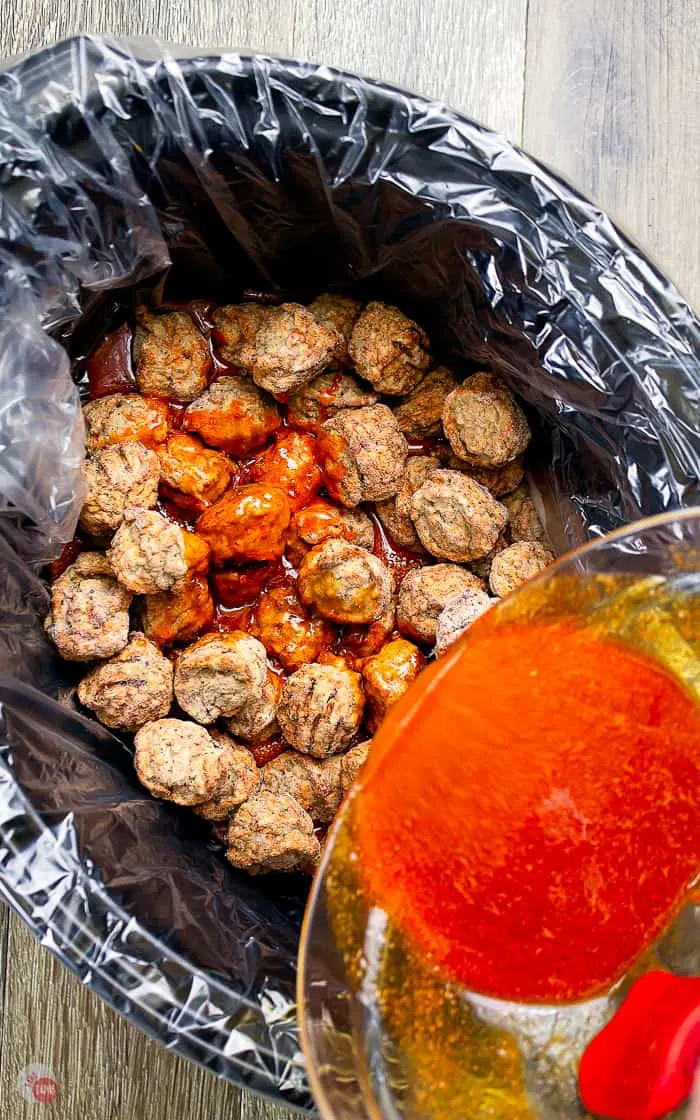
[80,440,160,538]
[298,539,393,625]
[434,588,498,657]
[174,631,267,724]
[108,508,208,594]
[489,541,555,598]
[397,563,485,644]
[196,484,290,565]
[349,301,431,395]
[502,484,548,544]
[375,454,441,552]
[134,718,258,812]
[157,433,233,513]
[287,369,378,431]
[318,403,408,506]
[252,586,334,672]
[442,373,531,468]
[278,663,365,758]
[340,740,371,795]
[225,790,319,874]
[226,669,282,744]
[194,730,260,820]
[249,429,322,511]
[362,638,426,732]
[139,574,214,647]
[392,366,458,439]
[247,303,340,396]
[289,499,375,559]
[77,633,173,731]
[262,750,343,822]
[308,293,362,365]
[45,552,132,662]
[133,306,211,402]
[211,303,266,368]
[182,375,281,456]
[409,469,509,562]
[83,393,168,452]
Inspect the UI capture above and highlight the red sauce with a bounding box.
[87,323,135,399]
[406,436,443,457]
[156,498,196,532]
[212,562,284,609]
[48,538,84,581]
[370,511,426,581]
[166,401,187,430]
[249,736,287,767]
[209,602,254,634]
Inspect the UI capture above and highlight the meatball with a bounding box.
[362,638,426,732]
[375,454,441,552]
[134,718,258,811]
[289,499,375,555]
[139,574,214,646]
[502,484,548,544]
[262,750,343,822]
[226,669,282,744]
[308,293,362,365]
[157,432,233,513]
[392,366,458,438]
[194,730,260,820]
[133,306,211,402]
[349,301,431,395]
[252,586,334,672]
[434,588,498,657]
[340,740,371,796]
[44,552,132,662]
[287,369,378,430]
[318,403,408,506]
[278,663,365,758]
[246,302,340,396]
[77,632,173,731]
[83,393,168,452]
[174,631,267,724]
[249,429,322,511]
[79,441,160,538]
[225,789,320,874]
[469,531,510,582]
[298,539,393,625]
[182,375,281,456]
[397,564,485,644]
[196,484,291,565]
[489,541,555,598]
[442,373,531,468]
[211,302,267,367]
[108,508,209,594]
[409,469,509,562]
[439,450,525,498]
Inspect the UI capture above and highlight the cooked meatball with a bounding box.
[44,552,132,661]
[308,293,362,365]
[439,449,525,498]
[262,750,343,822]
[489,541,555,598]
[139,574,214,646]
[246,302,340,396]
[249,429,322,511]
[392,366,458,438]
[194,730,260,820]
[361,638,426,732]
[226,669,282,744]
[157,432,233,513]
[77,632,173,731]
[134,718,258,811]
[289,499,375,557]
[409,469,509,562]
[287,369,378,430]
[83,393,168,452]
[349,301,431,395]
[211,302,267,368]
[108,508,209,594]
[225,789,320,874]
[340,740,371,796]
[278,663,365,758]
[133,306,211,401]
[434,588,498,656]
[298,539,393,625]
[375,454,441,552]
[442,373,531,468]
[397,564,485,643]
[318,403,408,506]
[338,596,397,661]
[182,375,281,456]
[79,441,160,537]
[502,484,548,544]
[174,631,267,724]
[252,586,334,672]
[196,483,290,565]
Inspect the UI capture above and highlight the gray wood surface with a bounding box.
[0,2,698,1117]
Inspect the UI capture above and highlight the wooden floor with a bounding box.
[0,2,699,1117]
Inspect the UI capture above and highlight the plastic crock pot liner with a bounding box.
[0,34,697,1109]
